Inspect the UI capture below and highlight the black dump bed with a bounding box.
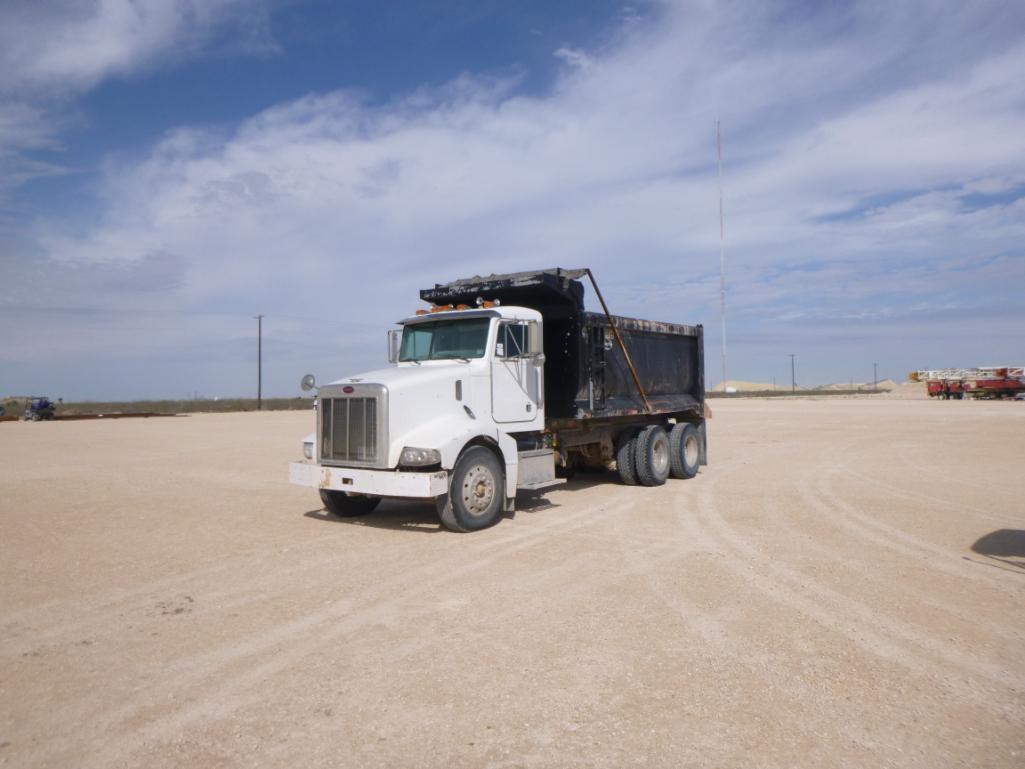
[421,268,704,422]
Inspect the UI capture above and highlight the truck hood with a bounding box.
[325,363,480,468]
[328,363,472,394]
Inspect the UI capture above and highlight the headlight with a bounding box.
[303,441,314,460]
[400,446,441,466]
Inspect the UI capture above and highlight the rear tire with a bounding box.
[616,429,640,485]
[669,423,700,479]
[320,489,381,517]
[634,425,671,487]
[437,446,505,532]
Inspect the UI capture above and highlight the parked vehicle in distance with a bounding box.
[289,268,707,531]
[910,368,1025,400]
[24,397,57,421]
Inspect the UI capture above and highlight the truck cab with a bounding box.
[290,304,559,532]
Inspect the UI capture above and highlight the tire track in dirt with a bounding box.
[756,486,1024,646]
[806,466,1018,589]
[766,430,1019,591]
[604,473,855,761]
[29,496,638,768]
[4,492,593,656]
[886,440,1025,507]
[688,459,1025,720]
[1,510,369,631]
[2,518,441,656]
[157,523,690,769]
[716,433,1025,660]
[838,464,1024,529]
[80,495,683,768]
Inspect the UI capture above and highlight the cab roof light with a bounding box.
[415,309,428,316]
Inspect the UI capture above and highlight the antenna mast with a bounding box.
[716,120,727,392]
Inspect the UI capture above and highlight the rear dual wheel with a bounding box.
[669,423,700,479]
[634,425,671,486]
[615,429,641,485]
[616,425,671,487]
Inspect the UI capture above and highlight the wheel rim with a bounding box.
[684,434,699,467]
[652,436,670,475]
[461,464,496,516]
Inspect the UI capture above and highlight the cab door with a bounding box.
[491,321,542,423]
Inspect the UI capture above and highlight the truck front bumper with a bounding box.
[289,462,449,498]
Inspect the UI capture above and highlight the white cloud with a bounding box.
[0,0,274,203]
[553,47,592,69]
[0,0,274,94]
[5,0,1025,396]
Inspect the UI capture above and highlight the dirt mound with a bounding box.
[818,379,898,391]
[712,380,788,392]
[885,381,929,399]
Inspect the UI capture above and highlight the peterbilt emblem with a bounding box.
[343,386,355,393]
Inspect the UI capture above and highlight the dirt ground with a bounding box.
[1,399,1023,768]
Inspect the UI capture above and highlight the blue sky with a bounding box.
[1,0,1024,400]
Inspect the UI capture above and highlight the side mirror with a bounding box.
[387,329,402,363]
[300,373,317,392]
[527,321,543,356]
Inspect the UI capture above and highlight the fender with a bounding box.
[455,432,519,503]
[396,413,519,500]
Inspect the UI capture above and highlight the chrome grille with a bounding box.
[321,396,379,464]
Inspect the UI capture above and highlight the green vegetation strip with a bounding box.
[60,397,315,415]
[2,397,314,417]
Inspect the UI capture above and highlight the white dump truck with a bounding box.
[289,268,707,531]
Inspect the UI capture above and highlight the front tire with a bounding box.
[320,489,381,517]
[437,446,506,532]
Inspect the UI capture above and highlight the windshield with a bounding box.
[399,318,491,361]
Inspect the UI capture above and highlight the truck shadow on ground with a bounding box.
[304,500,444,533]
[968,529,1025,572]
[302,474,612,533]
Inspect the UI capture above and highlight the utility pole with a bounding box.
[873,362,878,392]
[716,120,728,393]
[790,354,796,393]
[255,314,264,410]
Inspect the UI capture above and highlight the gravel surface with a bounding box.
[1,399,1023,768]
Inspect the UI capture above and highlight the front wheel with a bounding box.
[437,446,506,532]
[320,489,381,517]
